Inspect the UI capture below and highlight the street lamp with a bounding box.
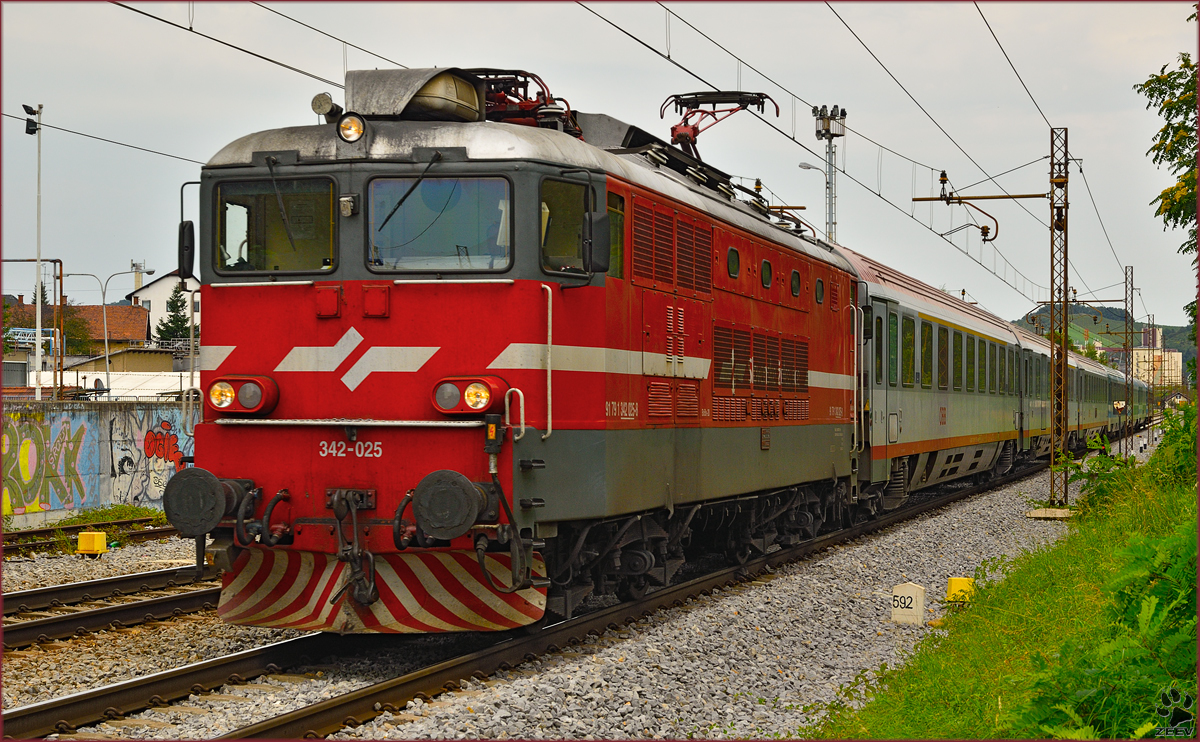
[798,162,831,239]
[24,103,43,398]
[66,268,155,398]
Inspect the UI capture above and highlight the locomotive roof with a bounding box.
[206,115,855,275]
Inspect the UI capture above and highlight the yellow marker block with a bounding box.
[76,531,108,556]
[946,577,974,602]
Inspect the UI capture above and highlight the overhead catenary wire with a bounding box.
[823,2,1107,300]
[249,2,408,70]
[111,2,344,89]
[656,2,941,172]
[973,3,1052,129]
[2,113,206,165]
[653,2,1082,299]
[578,2,1047,302]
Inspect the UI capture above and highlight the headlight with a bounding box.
[435,382,461,410]
[337,113,366,143]
[209,381,235,408]
[237,380,264,409]
[464,382,491,410]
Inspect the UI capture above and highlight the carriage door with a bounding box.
[1020,349,1032,451]
[868,298,894,482]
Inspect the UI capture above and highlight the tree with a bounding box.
[61,302,92,355]
[1133,6,1197,379]
[2,300,16,354]
[155,281,198,342]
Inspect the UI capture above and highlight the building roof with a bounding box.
[64,347,174,370]
[125,269,196,301]
[72,305,150,341]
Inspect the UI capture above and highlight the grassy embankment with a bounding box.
[798,407,1198,739]
[3,504,169,555]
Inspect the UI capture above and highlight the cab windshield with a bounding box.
[216,179,335,273]
[369,177,510,271]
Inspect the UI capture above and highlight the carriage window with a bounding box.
[369,176,510,272]
[980,339,988,394]
[989,343,997,393]
[937,326,949,390]
[1008,349,1017,394]
[953,331,963,391]
[607,192,625,279]
[901,316,915,387]
[965,335,975,391]
[920,322,933,389]
[875,316,885,385]
[761,260,773,289]
[791,270,802,297]
[815,278,825,304]
[727,248,740,278]
[217,178,335,273]
[889,313,899,386]
[999,346,1007,395]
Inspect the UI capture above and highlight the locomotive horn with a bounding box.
[412,470,488,541]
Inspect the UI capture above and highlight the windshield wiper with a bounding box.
[377,150,443,233]
[265,156,299,252]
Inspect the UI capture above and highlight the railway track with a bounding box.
[3,566,221,650]
[4,459,1048,739]
[3,525,182,556]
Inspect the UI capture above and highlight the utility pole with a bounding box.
[24,104,43,399]
[811,105,846,243]
[1123,266,1134,455]
[1048,128,1070,506]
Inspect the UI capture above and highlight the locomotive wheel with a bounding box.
[618,576,649,601]
[724,542,753,566]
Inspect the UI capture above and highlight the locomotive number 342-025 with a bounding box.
[318,440,383,458]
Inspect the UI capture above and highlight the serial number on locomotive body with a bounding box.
[605,401,639,419]
[318,440,383,458]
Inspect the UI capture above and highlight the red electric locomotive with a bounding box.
[164,67,870,632]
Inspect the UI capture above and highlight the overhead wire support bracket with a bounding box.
[912,170,1048,243]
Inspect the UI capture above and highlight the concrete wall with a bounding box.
[2,401,196,529]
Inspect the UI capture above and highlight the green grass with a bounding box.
[3,504,169,555]
[798,412,1197,739]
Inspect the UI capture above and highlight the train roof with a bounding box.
[838,246,1120,376]
[206,71,855,275]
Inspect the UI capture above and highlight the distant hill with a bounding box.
[1011,305,1195,371]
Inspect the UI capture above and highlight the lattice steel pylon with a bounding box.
[1048,128,1070,506]
[1123,266,1134,456]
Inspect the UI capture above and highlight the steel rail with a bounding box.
[3,526,181,555]
[4,517,156,541]
[4,565,220,616]
[2,459,1060,739]
[3,587,222,650]
[1,634,342,740]
[222,462,1051,739]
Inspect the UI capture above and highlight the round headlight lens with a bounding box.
[464,382,491,410]
[337,113,365,143]
[209,381,235,408]
[237,381,264,409]
[434,382,461,410]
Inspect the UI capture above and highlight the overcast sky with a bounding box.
[3,2,1196,328]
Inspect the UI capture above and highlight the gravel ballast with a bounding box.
[3,537,204,593]
[17,430,1160,739]
[331,454,1152,740]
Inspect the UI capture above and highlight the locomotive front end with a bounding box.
[163,67,610,634]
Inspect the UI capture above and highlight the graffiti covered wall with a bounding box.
[3,402,196,526]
